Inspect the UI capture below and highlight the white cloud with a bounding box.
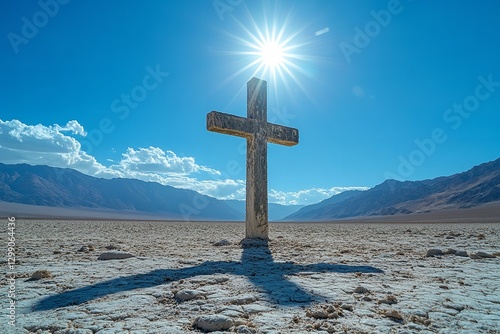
[0,119,369,206]
[56,120,87,136]
[114,146,220,176]
[0,119,118,178]
[269,186,369,206]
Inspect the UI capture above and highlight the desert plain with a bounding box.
[1,219,499,333]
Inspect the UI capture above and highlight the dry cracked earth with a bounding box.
[1,220,499,333]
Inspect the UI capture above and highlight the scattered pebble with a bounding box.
[236,325,256,334]
[426,248,443,257]
[383,309,403,320]
[353,286,369,294]
[104,244,120,250]
[97,251,135,260]
[30,270,52,280]
[455,250,468,257]
[77,244,94,253]
[341,304,354,311]
[469,251,495,259]
[214,239,231,246]
[175,289,202,301]
[306,304,344,320]
[443,248,456,255]
[306,308,329,319]
[193,314,234,332]
[378,295,398,305]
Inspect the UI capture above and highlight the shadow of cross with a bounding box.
[32,241,383,311]
[207,77,299,239]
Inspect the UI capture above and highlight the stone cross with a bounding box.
[207,77,299,239]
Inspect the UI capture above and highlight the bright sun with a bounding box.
[258,40,285,68]
[219,6,317,102]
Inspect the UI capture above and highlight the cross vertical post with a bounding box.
[207,77,299,239]
[246,78,268,238]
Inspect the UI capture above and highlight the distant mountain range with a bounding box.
[225,200,304,221]
[286,157,500,220]
[1,157,499,221]
[0,163,241,220]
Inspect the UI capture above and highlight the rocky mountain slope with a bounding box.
[0,163,241,220]
[286,157,500,220]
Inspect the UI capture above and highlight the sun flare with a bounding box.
[258,40,285,68]
[219,6,322,105]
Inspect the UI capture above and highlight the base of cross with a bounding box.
[240,238,269,248]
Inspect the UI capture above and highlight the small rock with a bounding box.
[31,270,52,280]
[426,249,443,257]
[477,234,486,240]
[341,304,354,311]
[105,244,119,250]
[236,325,256,334]
[328,311,340,319]
[384,309,403,320]
[175,289,201,301]
[193,314,234,332]
[97,251,135,260]
[362,296,373,302]
[77,244,94,253]
[455,250,468,257]
[444,303,465,312]
[214,239,231,246]
[439,285,449,290]
[306,308,329,319]
[378,295,398,305]
[396,251,404,256]
[443,248,456,255]
[353,286,369,294]
[230,294,257,305]
[470,251,495,259]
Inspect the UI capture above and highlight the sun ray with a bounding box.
[212,2,337,112]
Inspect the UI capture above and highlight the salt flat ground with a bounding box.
[2,220,499,334]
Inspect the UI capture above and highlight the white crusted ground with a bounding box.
[2,220,499,333]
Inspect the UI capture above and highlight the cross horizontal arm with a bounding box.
[267,123,299,146]
[207,111,253,138]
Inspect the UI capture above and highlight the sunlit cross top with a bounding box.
[207,77,299,239]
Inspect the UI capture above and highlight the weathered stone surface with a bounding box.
[193,314,234,332]
[207,77,299,239]
[455,250,469,257]
[97,251,134,260]
[175,289,202,301]
[214,239,231,246]
[470,251,495,259]
[31,269,52,280]
[426,248,443,257]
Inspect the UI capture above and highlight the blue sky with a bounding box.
[1,0,499,205]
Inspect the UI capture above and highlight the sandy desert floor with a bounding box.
[1,220,499,333]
